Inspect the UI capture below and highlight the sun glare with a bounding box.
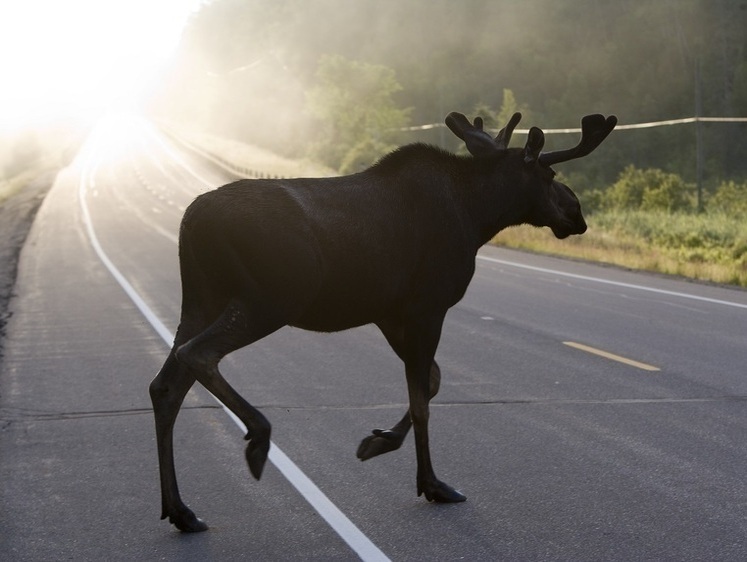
[0,0,202,132]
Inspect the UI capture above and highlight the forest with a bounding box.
[141,0,747,286]
[148,0,747,198]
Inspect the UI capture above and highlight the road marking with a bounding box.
[563,341,660,372]
[78,126,389,562]
[477,255,747,310]
[145,120,216,187]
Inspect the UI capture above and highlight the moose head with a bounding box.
[446,111,617,239]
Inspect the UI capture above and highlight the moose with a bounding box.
[149,110,616,532]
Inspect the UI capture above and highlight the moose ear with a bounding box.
[445,112,500,157]
[523,127,545,163]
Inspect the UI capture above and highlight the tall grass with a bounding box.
[493,210,747,287]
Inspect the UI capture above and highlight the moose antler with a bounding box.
[445,111,524,157]
[538,114,617,167]
[495,112,522,149]
[445,112,498,157]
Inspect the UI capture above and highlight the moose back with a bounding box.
[149,110,616,532]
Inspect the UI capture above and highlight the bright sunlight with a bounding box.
[0,0,203,131]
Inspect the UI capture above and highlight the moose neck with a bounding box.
[453,155,531,248]
[367,145,530,251]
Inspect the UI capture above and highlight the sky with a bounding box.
[0,0,204,131]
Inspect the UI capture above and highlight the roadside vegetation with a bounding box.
[495,167,747,287]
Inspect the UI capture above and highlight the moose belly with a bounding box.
[290,280,402,333]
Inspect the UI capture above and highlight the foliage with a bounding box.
[495,209,747,287]
[594,210,747,284]
[306,54,410,171]
[151,0,747,188]
[708,180,747,218]
[604,165,695,212]
[472,89,532,131]
[338,138,396,175]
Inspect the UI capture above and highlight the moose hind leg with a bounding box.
[149,351,208,532]
[176,299,282,481]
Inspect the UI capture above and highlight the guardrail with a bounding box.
[157,122,287,180]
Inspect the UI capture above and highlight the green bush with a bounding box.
[604,165,694,212]
[578,188,605,214]
[708,180,747,217]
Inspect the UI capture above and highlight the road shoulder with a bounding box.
[0,171,56,358]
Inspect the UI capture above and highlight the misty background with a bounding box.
[2,0,745,213]
[145,0,746,199]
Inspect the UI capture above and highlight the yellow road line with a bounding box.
[563,341,661,372]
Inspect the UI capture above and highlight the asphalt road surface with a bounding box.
[2,116,747,561]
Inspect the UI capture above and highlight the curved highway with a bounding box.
[2,116,747,560]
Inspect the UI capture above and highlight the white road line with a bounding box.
[477,255,747,310]
[145,121,216,188]
[78,129,389,562]
[81,166,175,346]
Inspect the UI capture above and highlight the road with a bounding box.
[2,115,747,561]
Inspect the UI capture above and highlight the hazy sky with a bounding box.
[0,0,203,130]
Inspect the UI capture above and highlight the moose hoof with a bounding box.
[419,480,467,503]
[245,437,270,480]
[168,508,209,533]
[356,429,404,461]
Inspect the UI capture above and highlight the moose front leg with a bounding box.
[357,361,441,460]
[403,316,466,503]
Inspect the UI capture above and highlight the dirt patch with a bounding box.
[0,172,56,356]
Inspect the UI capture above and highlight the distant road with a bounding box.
[2,116,746,561]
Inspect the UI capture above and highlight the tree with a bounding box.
[472,89,532,132]
[306,55,411,172]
